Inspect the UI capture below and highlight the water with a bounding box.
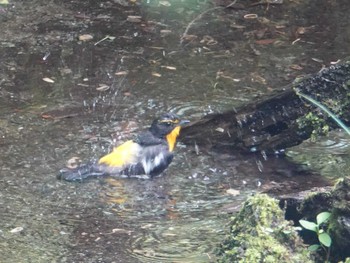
[1,0,350,262]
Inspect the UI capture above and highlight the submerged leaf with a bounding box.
[78,34,93,41]
[10,226,23,233]
[43,77,55,83]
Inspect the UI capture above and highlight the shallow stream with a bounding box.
[1,0,350,262]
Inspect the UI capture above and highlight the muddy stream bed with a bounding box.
[1,0,350,262]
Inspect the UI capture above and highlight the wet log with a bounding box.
[181,61,350,154]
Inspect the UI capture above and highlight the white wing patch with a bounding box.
[142,152,165,175]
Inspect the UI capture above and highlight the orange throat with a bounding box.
[166,126,181,152]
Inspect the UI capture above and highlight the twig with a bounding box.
[180,0,238,45]
[225,0,239,8]
[94,35,115,46]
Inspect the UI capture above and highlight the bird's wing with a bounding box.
[139,144,174,175]
[98,140,142,168]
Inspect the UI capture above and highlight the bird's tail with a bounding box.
[57,163,106,182]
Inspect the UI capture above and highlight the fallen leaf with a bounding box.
[230,24,246,29]
[311,57,323,63]
[141,224,154,229]
[151,72,161,77]
[43,77,55,83]
[290,64,303,70]
[41,114,53,119]
[159,1,171,6]
[127,16,142,23]
[296,27,307,35]
[250,72,267,84]
[112,228,131,234]
[96,84,110,91]
[161,65,177,71]
[255,39,276,45]
[78,34,93,41]
[226,189,240,196]
[181,34,198,41]
[244,14,258,19]
[10,227,23,233]
[160,30,172,37]
[115,71,129,76]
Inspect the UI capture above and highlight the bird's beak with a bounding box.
[179,119,190,126]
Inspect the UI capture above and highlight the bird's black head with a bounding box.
[149,112,187,138]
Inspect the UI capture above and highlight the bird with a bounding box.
[58,112,189,181]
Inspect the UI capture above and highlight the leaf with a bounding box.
[0,0,9,5]
[42,77,55,83]
[10,226,23,233]
[96,84,110,91]
[226,188,240,196]
[319,232,332,247]
[151,72,161,77]
[317,212,331,225]
[255,39,276,45]
[308,244,320,252]
[299,220,317,232]
[127,15,142,23]
[78,34,94,41]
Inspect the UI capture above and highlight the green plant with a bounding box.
[296,91,350,136]
[299,211,332,261]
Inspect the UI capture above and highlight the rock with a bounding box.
[217,194,312,263]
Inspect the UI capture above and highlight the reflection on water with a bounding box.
[287,130,350,179]
[99,159,245,262]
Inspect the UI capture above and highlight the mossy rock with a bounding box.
[217,194,312,263]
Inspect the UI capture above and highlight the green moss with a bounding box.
[217,194,312,263]
[297,112,329,141]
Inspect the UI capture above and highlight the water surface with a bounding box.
[1,0,350,262]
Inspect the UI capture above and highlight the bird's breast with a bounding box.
[166,126,181,152]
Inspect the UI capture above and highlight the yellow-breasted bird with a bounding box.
[58,112,189,181]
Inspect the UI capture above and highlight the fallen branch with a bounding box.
[181,61,350,154]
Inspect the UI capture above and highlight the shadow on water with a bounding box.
[1,0,350,262]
